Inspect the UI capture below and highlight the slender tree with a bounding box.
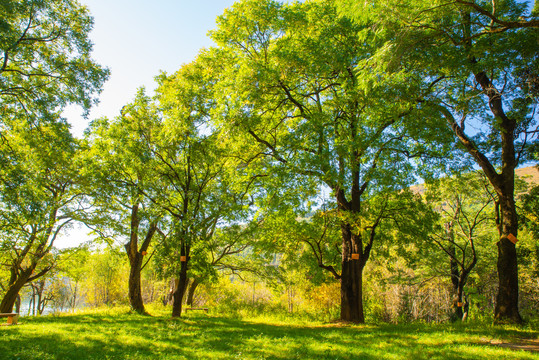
[426,172,497,321]
[154,59,251,317]
[82,89,163,314]
[0,121,83,312]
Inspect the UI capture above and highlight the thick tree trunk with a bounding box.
[128,253,146,314]
[494,197,522,323]
[172,260,189,317]
[0,268,32,313]
[340,223,365,323]
[125,202,157,315]
[340,259,364,323]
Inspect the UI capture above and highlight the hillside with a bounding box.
[410,166,538,195]
[516,166,539,186]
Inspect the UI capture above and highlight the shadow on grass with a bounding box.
[0,312,537,360]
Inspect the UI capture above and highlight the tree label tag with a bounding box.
[507,234,518,244]
[180,256,187,262]
[351,253,360,260]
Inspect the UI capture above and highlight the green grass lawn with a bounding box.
[1,308,537,360]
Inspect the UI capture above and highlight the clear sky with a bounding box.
[64,0,237,137]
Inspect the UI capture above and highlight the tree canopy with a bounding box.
[0,0,537,325]
[0,0,109,125]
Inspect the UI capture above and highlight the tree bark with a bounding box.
[127,253,146,314]
[0,267,33,313]
[125,201,158,315]
[171,243,190,318]
[494,197,521,323]
[171,260,189,317]
[186,277,200,307]
[339,223,365,323]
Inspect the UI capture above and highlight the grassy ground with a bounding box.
[0,307,537,360]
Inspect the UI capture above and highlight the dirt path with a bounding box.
[487,338,539,353]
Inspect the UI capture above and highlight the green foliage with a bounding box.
[337,0,538,169]
[81,88,164,246]
[80,247,129,307]
[517,182,539,318]
[519,183,539,236]
[0,0,107,312]
[0,0,109,124]
[0,120,86,310]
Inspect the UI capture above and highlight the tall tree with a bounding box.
[154,59,250,317]
[0,0,107,312]
[209,0,447,323]
[82,89,163,315]
[0,120,83,312]
[338,0,538,323]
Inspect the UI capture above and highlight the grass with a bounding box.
[0,307,537,360]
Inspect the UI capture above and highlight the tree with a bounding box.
[337,0,538,323]
[184,222,259,307]
[0,0,108,314]
[517,175,539,317]
[426,171,497,321]
[81,247,129,307]
[154,59,252,317]
[0,0,109,125]
[83,89,163,315]
[0,120,83,313]
[209,0,445,323]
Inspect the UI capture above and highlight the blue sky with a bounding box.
[64,0,237,137]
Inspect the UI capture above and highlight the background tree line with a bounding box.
[0,0,537,325]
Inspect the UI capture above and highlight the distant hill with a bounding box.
[516,166,539,185]
[410,165,539,195]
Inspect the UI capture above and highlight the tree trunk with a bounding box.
[340,223,365,323]
[127,253,146,314]
[495,197,521,323]
[454,281,466,321]
[473,68,522,324]
[448,228,462,321]
[186,278,200,307]
[37,280,46,315]
[172,260,189,317]
[340,260,364,323]
[454,13,523,324]
[15,295,21,314]
[125,202,157,315]
[0,277,29,313]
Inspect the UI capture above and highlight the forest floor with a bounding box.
[0,307,537,360]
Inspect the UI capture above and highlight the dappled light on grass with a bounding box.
[0,310,538,359]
